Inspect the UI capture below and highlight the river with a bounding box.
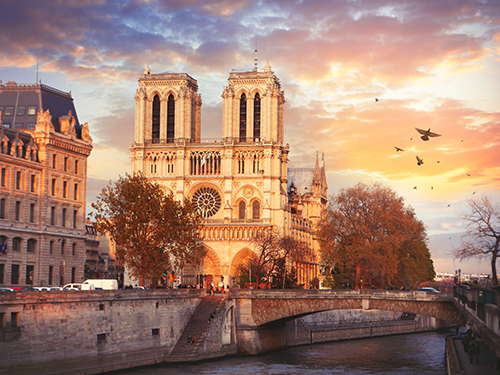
[114,330,450,375]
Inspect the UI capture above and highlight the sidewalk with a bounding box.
[452,335,499,375]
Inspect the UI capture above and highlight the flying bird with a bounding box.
[375,98,379,102]
[467,174,471,176]
[437,161,440,163]
[416,156,424,166]
[413,186,417,189]
[447,204,451,207]
[473,191,476,195]
[394,146,404,152]
[431,186,433,190]
[415,127,442,141]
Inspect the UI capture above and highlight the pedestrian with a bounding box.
[187,335,192,343]
[192,336,196,344]
[467,341,475,364]
[472,341,480,364]
[462,334,470,354]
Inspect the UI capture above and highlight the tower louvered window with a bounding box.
[152,95,160,141]
[239,201,246,220]
[239,93,246,141]
[167,94,175,142]
[253,93,260,140]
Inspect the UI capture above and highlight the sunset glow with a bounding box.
[1,0,498,274]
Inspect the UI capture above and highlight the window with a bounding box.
[64,157,68,172]
[152,94,160,140]
[30,174,36,192]
[26,265,34,284]
[50,240,54,254]
[254,93,261,139]
[13,237,21,252]
[14,124,23,129]
[11,312,19,327]
[167,94,175,142]
[63,181,67,198]
[29,203,35,223]
[62,208,67,227]
[71,267,76,283]
[2,124,10,128]
[97,333,107,343]
[50,206,56,225]
[0,264,4,284]
[27,239,36,253]
[4,107,14,116]
[74,160,79,174]
[72,243,76,256]
[27,106,37,115]
[238,201,246,220]
[27,124,36,130]
[74,183,79,200]
[0,198,5,219]
[52,154,57,168]
[17,106,26,116]
[51,178,56,195]
[73,210,77,228]
[11,265,19,284]
[239,93,246,140]
[49,266,53,285]
[61,240,66,255]
[15,201,21,221]
[1,168,5,186]
[16,171,21,189]
[252,201,260,220]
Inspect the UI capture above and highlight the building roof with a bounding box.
[287,168,314,195]
[0,81,82,137]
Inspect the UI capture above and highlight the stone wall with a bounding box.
[0,289,204,375]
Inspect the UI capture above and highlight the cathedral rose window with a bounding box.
[192,186,221,218]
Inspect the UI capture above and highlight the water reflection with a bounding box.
[116,331,448,375]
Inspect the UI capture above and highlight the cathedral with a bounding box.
[130,61,327,288]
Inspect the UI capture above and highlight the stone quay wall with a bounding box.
[0,289,205,375]
[285,309,448,347]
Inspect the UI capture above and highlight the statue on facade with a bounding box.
[81,122,92,142]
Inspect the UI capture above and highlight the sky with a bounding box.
[1,0,499,275]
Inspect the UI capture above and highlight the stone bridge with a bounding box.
[227,289,465,354]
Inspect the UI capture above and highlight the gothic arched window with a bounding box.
[239,93,246,141]
[252,201,260,220]
[253,93,260,140]
[239,201,246,220]
[167,94,175,142]
[152,94,160,140]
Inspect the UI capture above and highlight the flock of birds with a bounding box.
[373,96,477,211]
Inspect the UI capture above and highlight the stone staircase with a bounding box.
[169,295,224,359]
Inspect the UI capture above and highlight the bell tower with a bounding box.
[134,69,202,144]
[221,60,285,143]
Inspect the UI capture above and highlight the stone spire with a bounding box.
[264,59,272,73]
[144,63,151,75]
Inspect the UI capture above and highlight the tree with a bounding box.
[90,173,205,286]
[317,183,435,289]
[453,196,500,286]
[237,229,307,289]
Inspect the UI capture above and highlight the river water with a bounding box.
[117,330,450,375]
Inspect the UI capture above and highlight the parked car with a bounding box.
[50,287,64,291]
[32,287,52,291]
[417,287,440,293]
[63,283,83,290]
[0,288,15,292]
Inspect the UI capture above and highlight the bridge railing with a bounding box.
[228,288,452,301]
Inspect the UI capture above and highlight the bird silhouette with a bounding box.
[375,98,379,102]
[437,161,440,163]
[416,156,424,166]
[415,127,441,141]
[394,146,404,152]
[473,191,476,195]
[413,186,417,189]
[447,204,451,207]
[467,174,471,176]
[431,186,433,190]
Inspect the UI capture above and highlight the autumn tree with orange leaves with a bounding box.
[317,183,435,289]
[91,173,204,286]
[453,196,500,286]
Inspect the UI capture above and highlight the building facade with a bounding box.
[0,82,92,288]
[130,63,327,288]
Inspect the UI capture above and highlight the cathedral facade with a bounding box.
[130,62,327,288]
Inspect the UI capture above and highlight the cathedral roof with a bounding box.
[287,168,315,195]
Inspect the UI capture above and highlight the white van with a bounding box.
[82,279,118,290]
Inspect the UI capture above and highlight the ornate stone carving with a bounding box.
[219,179,225,188]
[234,181,240,188]
[256,181,263,189]
[171,182,177,191]
[243,186,254,199]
